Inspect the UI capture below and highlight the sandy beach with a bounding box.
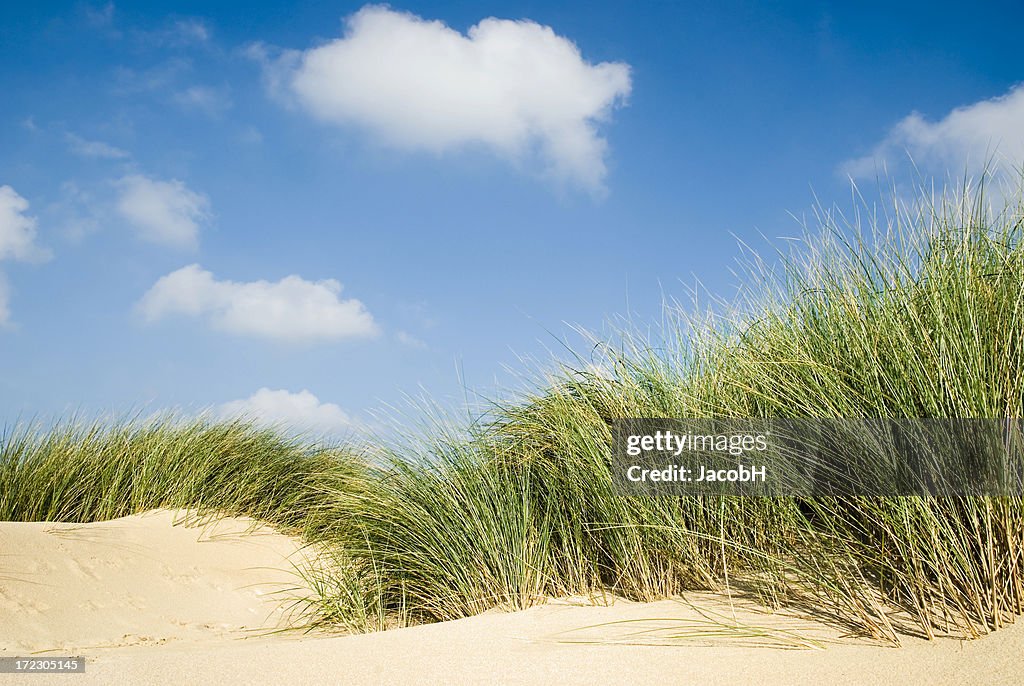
[0,510,1020,685]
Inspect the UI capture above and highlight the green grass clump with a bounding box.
[0,416,362,540]
[3,178,1024,645]
[479,178,1024,642]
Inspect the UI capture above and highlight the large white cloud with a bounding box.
[115,174,210,249]
[138,264,378,342]
[217,388,356,433]
[0,185,48,263]
[842,84,1024,181]
[261,5,631,191]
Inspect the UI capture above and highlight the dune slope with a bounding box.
[0,510,313,656]
[1,510,1022,685]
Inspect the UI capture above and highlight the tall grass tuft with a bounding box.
[0,416,363,541]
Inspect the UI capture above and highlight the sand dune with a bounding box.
[2,511,1022,685]
[0,510,314,656]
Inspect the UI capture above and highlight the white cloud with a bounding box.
[217,388,356,433]
[0,185,49,262]
[115,174,209,249]
[260,5,631,191]
[0,186,50,326]
[66,133,131,159]
[138,264,379,342]
[842,84,1024,180]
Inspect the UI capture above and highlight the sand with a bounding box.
[2,510,1022,685]
[0,510,315,655]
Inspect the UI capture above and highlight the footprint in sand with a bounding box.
[1,595,51,615]
[65,557,103,581]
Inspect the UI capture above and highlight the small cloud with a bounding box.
[82,2,117,31]
[0,185,50,263]
[133,17,211,47]
[82,5,212,47]
[114,174,210,249]
[138,264,379,342]
[112,57,230,116]
[0,186,51,327]
[165,18,210,45]
[217,388,357,434]
[256,5,631,192]
[22,117,38,132]
[841,83,1024,182]
[173,85,232,116]
[66,133,131,159]
[396,330,427,349]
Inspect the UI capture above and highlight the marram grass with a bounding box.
[0,416,362,538]
[2,179,1023,644]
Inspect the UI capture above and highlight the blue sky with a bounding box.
[2,1,1023,432]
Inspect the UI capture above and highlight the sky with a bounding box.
[2,1,1023,434]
